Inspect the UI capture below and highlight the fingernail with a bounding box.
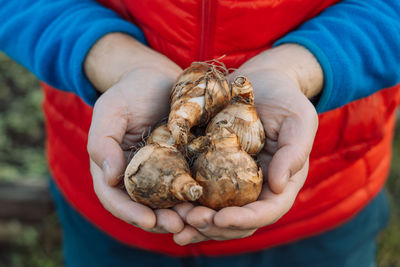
[102,160,111,181]
[190,236,203,244]
[102,160,110,171]
[196,222,209,231]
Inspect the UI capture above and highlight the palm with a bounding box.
[96,68,174,163]
[88,65,186,234]
[240,70,317,192]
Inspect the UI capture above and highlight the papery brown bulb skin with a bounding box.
[147,124,195,153]
[147,124,177,146]
[170,62,210,105]
[168,62,231,145]
[206,101,265,155]
[186,135,211,158]
[124,143,202,209]
[193,128,263,210]
[232,76,255,104]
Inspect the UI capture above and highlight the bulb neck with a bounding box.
[232,76,254,105]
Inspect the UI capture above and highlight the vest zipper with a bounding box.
[198,0,216,61]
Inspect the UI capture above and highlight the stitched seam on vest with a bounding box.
[298,151,387,228]
[272,143,390,229]
[44,94,89,140]
[141,23,193,52]
[335,107,349,151]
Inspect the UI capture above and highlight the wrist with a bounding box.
[240,44,324,99]
[279,44,324,99]
[84,33,180,93]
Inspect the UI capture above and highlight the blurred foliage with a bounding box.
[377,121,400,267]
[0,52,62,266]
[0,52,399,266]
[0,53,47,181]
[0,215,62,267]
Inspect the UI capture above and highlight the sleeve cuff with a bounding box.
[71,20,147,106]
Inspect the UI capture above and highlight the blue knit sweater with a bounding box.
[1,0,399,112]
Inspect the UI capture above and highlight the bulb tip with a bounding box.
[234,76,246,87]
[188,185,203,201]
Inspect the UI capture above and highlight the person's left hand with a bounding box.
[172,44,322,245]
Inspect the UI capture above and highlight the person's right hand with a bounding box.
[86,33,185,233]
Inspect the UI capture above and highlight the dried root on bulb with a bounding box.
[193,127,263,210]
[124,142,202,209]
[168,62,231,146]
[206,76,265,155]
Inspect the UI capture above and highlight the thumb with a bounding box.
[87,92,128,186]
[267,114,317,194]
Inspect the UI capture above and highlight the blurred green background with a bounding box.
[0,52,399,266]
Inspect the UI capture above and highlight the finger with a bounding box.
[173,225,209,246]
[268,110,317,193]
[185,206,257,241]
[214,162,308,230]
[88,91,128,186]
[185,206,216,229]
[172,202,196,222]
[90,159,156,230]
[152,209,184,234]
[257,152,272,183]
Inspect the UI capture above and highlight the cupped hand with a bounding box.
[173,44,322,245]
[86,33,186,233]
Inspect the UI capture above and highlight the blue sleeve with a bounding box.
[274,0,400,113]
[0,0,146,106]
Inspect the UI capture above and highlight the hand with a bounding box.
[86,33,185,233]
[173,44,322,245]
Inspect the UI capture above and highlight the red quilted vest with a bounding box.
[43,0,400,256]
